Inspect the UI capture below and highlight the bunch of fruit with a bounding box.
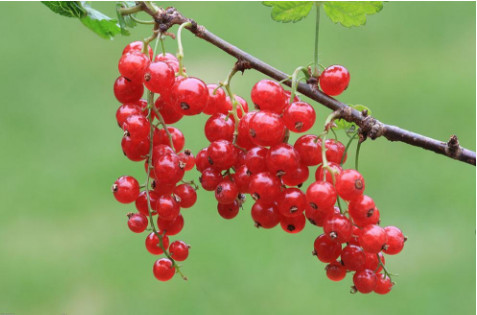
[111,40,406,293]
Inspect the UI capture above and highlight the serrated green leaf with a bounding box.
[323,2,383,27]
[116,2,137,35]
[263,1,314,23]
[81,4,121,39]
[42,1,85,18]
[333,104,372,132]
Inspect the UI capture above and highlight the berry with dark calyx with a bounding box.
[172,76,208,115]
[249,111,286,147]
[326,261,347,282]
[152,153,185,185]
[114,76,144,105]
[335,169,365,201]
[315,162,342,183]
[348,195,380,227]
[245,146,269,174]
[217,201,240,219]
[169,240,190,261]
[154,94,184,124]
[123,41,153,60]
[127,213,148,233]
[204,113,234,142]
[305,205,335,227]
[359,224,387,254]
[250,79,287,113]
[112,176,140,203]
[278,188,306,217]
[233,165,252,193]
[306,181,337,210]
[118,50,150,82]
[352,269,377,294]
[248,172,282,204]
[313,234,342,263]
[280,213,306,234]
[145,232,170,255]
[152,182,176,196]
[116,103,144,128]
[154,126,185,152]
[324,139,347,164]
[121,136,149,162]
[157,213,184,236]
[123,115,150,141]
[195,148,210,173]
[294,135,322,166]
[283,101,316,133]
[251,200,280,229]
[156,195,180,220]
[236,111,256,150]
[323,214,353,243]
[135,191,159,216]
[174,184,197,208]
[207,140,237,170]
[153,258,175,281]
[374,273,393,294]
[178,150,195,171]
[383,226,406,255]
[215,180,239,204]
[203,84,227,115]
[266,143,301,176]
[319,65,350,96]
[199,168,222,191]
[282,163,309,187]
[341,244,365,271]
[144,61,175,94]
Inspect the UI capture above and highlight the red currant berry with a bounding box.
[144,61,175,94]
[326,261,347,282]
[153,153,185,185]
[153,258,175,281]
[156,195,180,220]
[121,136,149,161]
[374,273,393,294]
[157,213,184,236]
[169,240,190,261]
[283,101,316,133]
[294,135,322,166]
[319,65,350,96]
[335,169,365,201]
[313,234,342,263]
[249,111,286,147]
[217,201,240,219]
[207,140,237,170]
[233,165,252,193]
[249,172,282,204]
[324,139,347,164]
[152,181,175,196]
[135,191,159,216]
[118,51,150,82]
[154,53,180,72]
[123,41,153,60]
[154,126,185,152]
[174,184,197,208]
[306,181,337,210]
[251,80,287,113]
[178,150,195,171]
[383,226,406,255]
[203,84,227,115]
[236,111,256,150]
[245,146,269,174]
[154,95,184,124]
[127,213,148,233]
[353,269,377,294]
[114,76,144,104]
[204,113,234,142]
[122,115,150,141]
[251,200,280,229]
[230,95,249,118]
[278,188,306,217]
[195,148,210,173]
[266,143,301,176]
[151,144,175,162]
[112,176,140,203]
[215,180,239,204]
[341,244,366,271]
[172,77,208,115]
[281,163,309,187]
[199,168,222,191]
[348,195,380,227]
[305,204,335,227]
[116,103,144,128]
[359,224,387,254]
[280,213,306,233]
[323,214,352,243]
[145,232,170,255]
[363,252,385,273]
[315,162,343,183]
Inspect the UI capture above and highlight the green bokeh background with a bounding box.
[0,2,475,314]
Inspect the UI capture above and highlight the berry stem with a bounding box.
[377,253,393,281]
[313,2,321,77]
[130,15,155,24]
[355,140,362,171]
[221,66,244,145]
[289,66,309,104]
[118,4,143,15]
[341,130,359,165]
[151,105,175,152]
[318,111,339,179]
[176,21,192,77]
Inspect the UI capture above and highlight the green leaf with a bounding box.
[42,1,85,18]
[116,2,137,35]
[323,2,383,27]
[333,104,372,132]
[263,1,314,23]
[81,5,122,39]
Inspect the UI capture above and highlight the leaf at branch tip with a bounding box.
[323,2,383,28]
[80,4,122,39]
[42,1,85,18]
[333,104,372,131]
[262,1,314,23]
[116,2,138,35]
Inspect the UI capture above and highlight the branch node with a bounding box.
[235,58,252,74]
[446,135,461,157]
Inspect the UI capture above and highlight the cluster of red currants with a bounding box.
[110,39,406,291]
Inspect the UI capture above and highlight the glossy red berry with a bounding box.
[313,234,342,263]
[215,180,239,204]
[319,65,350,96]
[116,103,144,128]
[135,191,159,216]
[341,244,365,271]
[154,53,180,72]
[199,168,222,191]
[169,240,190,261]
[383,226,406,255]
[266,143,301,176]
[249,172,282,204]
[245,146,268,174]
[145,232,170,255]
[144,61,175,94]
[251,200,280,229]
[112,176,140,203]
[374,274,393,294]
[348,195,380,227]
[127,213,148,233]
[315,162,342,183]
[204,113,234,142]
[203,84,227,115]
[233,165,252,193]
[280,213,306,233]
[217,201,240,219]
[156,195,180,220]
[174,184,197,208]
[123,41,153,60]
[172,77,208,115]
[118,51,150,82]
[306,181,337,210]
[294,135,322,166]
[154,126,185,152]
[123,115,150,141]
[114,76,144,104]
[230,94,249,118]
[154,95,184,124]
[153,153,184,185]
[278,188,306,217]
[236,111,256,150]
[325,261,347,281]
[323,214,353,243]
[359,224,387,254]
[335,169,365,201]
[153,258,175,281]
[195,148,210,173]
[157,213,184,236]
[281,163,309,187]
[363,252,385,273]
[207,140,237,170]
[178,150,195,171]
[121,136,149,161]
[249,111,286,147]
[250,80,287,113]
[283,101,316,133]
[324,139,347,164]
[305,204,335,227]
[353,269,377,294]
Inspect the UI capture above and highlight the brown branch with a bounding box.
[130,4,476,166]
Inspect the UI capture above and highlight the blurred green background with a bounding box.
[0,2,475,314]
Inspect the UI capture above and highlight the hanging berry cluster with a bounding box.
[111,30,406,294]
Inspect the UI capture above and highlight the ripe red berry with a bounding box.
[154,126,185,152]
[112,176,140,203]
[157,213,184,236]
[145,232,170,255]
[319,65,350,96]
[172,77,208,115]
[266,143,301,176]
[315,162,342,183]
[313,234,342,263]
[153,153,184,185]
[118,51,150,82]
[153,258,175,281]
[135,191,159,216]
[353,269,377,294]
[324,139,347,164]
[250,80,287,113]
[127,213,148,233]
[278,188,306,217]
[169,240,190,261]
[335,169,365,201]
[281,163,309,187]
[249,111,286,147]
[323,214,352,243]
[154,53,180,72]
[114,76,144,104]
[280,213,306,233]
[341,244,365,271]
[116,103,144,128]
[374,273,393,294]
[306,181,337,210]
[249,172,282,204]
[207,140,237,170]
[123,41,153,60]
[144,61,175,94]
[233,165,252,193]
[178,150,195,171]
[154,95,184,124]
[156,195,180,220]
[199,168,222,191]
[305,205,335,227]
[229,94,249,118]
[245,146,269,174]
[174,184,197,208]
[217,201,240,219]
[348,195,380,227]
[383,226,406,255]
[195,148,210,173]
[121,136,149,161]
[215,180,239,204]
[204,113,234,142]
[294,135,322,166]
[325,261,347,281]
[236,111,256,150]
[363,252,385,273]
[251,200,280,228]
[123,115,150,141]
[283,101,316,133]
[359,224,387,254]
[203,84,228,115]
